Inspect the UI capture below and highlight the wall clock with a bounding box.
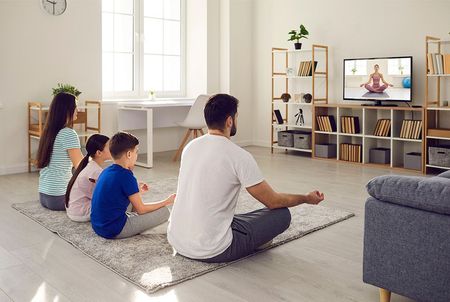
[41,0,67,16]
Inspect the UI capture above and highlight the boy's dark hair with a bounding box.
[204,94,239,131]
[109,132,139,160]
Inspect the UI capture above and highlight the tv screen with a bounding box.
[343,56,412,103]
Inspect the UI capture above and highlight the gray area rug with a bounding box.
[12,178,354,293]
[362,91,390,98]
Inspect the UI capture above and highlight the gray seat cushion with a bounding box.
[437,171,450,179]
[366,175,450,215]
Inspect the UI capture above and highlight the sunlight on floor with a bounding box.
[31,282,61,302]
[140,266,173,284]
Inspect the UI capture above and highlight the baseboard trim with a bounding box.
[252,140,271,148]
[0,163,29,176]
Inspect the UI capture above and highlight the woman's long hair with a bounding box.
[36,93,77,169]
[65,134,109,207]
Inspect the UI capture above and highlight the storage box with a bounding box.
[429,146,450,167]
[293,132,311,150]
[369,148,390,164]
[277,131,294,147]
[315,144,337,158]
[404,152,422,171]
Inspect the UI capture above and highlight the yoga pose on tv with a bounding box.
[360,64,393,93]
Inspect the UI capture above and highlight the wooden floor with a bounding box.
[0,147,417,302]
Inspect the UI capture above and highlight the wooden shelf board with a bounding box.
[427,136,450,141]
[427,74,450,77]
[272,75,326,79]
[427,39,450,44]
[272,123,312,129]
[426,106,450,111]
[392,137,422,143]
[339,133,363,138]
[314,104,423,111]
[272,144,312,153]
[272,102,312,106]
[272,49,326,54]
[315,131,338,135]
[426,164,450,170]
[365,135,391,140]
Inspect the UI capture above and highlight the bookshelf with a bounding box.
[313,104,424,172]
[28,101,101,172]
[424,36,450,174]
[271,45,329,154]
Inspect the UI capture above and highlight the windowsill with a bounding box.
[101,97,194,104]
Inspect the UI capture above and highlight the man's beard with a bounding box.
[230,118,237,137]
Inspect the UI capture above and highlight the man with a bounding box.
[168,94,324,263]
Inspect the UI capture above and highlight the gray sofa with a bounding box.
[363,171,450,302]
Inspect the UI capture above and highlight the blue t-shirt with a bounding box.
[90,164,139,239]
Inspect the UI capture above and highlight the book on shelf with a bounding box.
[340,143,362,163]
[373,119,391,137]
[340,116,360,134]
[316,115,336,132]
[297,60,318,76]
[427,53,449,75]
[400,120,423,140]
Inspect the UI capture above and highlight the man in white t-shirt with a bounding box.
[168,94,325,263]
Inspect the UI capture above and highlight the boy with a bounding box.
[91,132,175,239]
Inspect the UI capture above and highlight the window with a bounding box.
[102,0,184,98]
[388,58,411,76]
[345,60,367,76]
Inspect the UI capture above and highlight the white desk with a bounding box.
[117,99,195,168]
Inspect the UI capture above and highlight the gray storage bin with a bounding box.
[293,132,311,150]
[429,146,450,167]
[315,143,337,158]
[369,148,390,164]
[277,131,294,147]
[404,152,422,171]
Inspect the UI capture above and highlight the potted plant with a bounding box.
[288,24,309,50]
[398,64,404,75]
[351,67,357,75]
[52,83,81,97]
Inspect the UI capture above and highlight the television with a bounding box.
[343,56,412,106]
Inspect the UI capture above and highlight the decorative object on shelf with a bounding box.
[41,0,67,16]
[273,109,284,124]
[402,77,411,88]
[369,148,390,165]
[340,144,362,163]
[404,152,422,171]
[341,116,361,134]
[443,101,449,107]
[281,93,291,103]
[294,108,305,126]
[316,115,336,132]
[52,83,81,97]
[286,67,295,76]
[303,93,312,103]
[429,146,450,168]
[294,93,303,103]
[149,90,156,100]
[288,24,309,50]
[315,143,337,158]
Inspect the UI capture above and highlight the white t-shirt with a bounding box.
[67,160,102,219]
[167,134,264,259]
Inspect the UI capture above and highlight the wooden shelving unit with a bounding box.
[424,36,450,174]
[271,45,329,154]
[28,100,101,172]
[313,104,425,172]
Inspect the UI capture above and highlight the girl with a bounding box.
[36,92,83,211]
[65,134,111,222]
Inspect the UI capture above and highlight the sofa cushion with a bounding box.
[437,171,450,179]
[366,175,450,215]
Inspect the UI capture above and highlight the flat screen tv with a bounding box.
[343,56,412,106]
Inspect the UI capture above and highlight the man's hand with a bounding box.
[306,190,325,205]
[139,182,150,194]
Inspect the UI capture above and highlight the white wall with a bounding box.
[252,0,450,146]
[0,0,102,175]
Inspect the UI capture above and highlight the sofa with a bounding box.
[363,171,450,302]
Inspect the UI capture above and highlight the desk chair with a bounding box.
[173,95,209,161]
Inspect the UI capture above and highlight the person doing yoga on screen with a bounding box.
[360,64,393,93]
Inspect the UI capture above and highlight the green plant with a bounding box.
[351,67,357,74]
[288,25,309,43]
[52,83,82,97]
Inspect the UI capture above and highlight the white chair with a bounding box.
[173,95,210,161]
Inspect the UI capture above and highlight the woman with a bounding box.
[360,64,393,93]
[36,92,83,211]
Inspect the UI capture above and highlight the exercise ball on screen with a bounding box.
[402,77,411,88]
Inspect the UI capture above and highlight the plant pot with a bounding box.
[294,43,302,50]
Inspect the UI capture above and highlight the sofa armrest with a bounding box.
[437,171,450,179]
[366,175,450,215]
